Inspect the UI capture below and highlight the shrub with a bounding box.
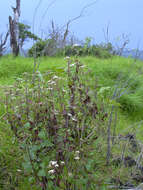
[28,37,113,58]
[28,40,47,57]
[89,44,112,58]
[60,43,113,58]
[62,45,83,56]
[28,39,58,57]
[4,58,108,189]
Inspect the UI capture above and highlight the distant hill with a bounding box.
[122,49,143,60]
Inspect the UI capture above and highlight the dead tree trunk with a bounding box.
[9,0,21,56]
[0,31,9,56]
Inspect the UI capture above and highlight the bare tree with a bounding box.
[41,1,98,47]
[0,31,9,56]
[114,34,130,56]
[29,0,98,57]
[61,1,98,46]
[9,0,21,56]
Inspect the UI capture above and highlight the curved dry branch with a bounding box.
[0,31,9,56]
[61,1,98,44]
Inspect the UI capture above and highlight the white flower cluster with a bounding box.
[48,80,56,85]
[49,161,59,168]
[47,87,53,90]
[67,113,77,122]
[48,160,65,174]
[52,75,59,80]
[64,56,70,60]
[74,150,80,160]
[48,160,58,174]
[68,172,73,177]
[61,161,65,166]
[48,169,55,174]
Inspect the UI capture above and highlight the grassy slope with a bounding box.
[1,55,143,118]
[1,55,143,188]
[1,55,143,134]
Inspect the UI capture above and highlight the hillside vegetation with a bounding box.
[0,55,143,189]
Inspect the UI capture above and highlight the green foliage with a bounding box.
[1,55,143,118]
[28,40,47,57]
[28,36,113,58]
[0,116,35,190]
[18,23,40,48]
[4,58,109,189]
[119,91,143,113]
[1,56,143,188]
[80,56,143,119]
[61,42,113,58]
[61,45,82,56]
[0,55,33,85]
[28,39,58,57]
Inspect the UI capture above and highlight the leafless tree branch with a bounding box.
[62,1,98,45]
[103,22,110,44]
[0,31,9,56]
[32,0,43,37]
[40,0,57,26]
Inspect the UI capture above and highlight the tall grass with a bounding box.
[1,55,143,119]
[1,55,143,118]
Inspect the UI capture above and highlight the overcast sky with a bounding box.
[0,0,143,49]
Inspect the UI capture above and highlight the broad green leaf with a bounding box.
[38,169,46,177]
[24,122,30,128]
[22,162,32,172]
[38,130,46,139]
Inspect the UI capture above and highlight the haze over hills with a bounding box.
[122,49,143,60]
[4,48,143,61]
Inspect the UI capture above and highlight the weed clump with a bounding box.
[4,58,108,189]
[2,56,143,189]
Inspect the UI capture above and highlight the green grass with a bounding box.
[3,55,143,116]
[1,55,143,189]
[1,55,143,129]
[1,55,143,126]
[1,55,143,84]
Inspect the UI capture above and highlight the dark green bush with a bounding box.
[62,45,83,56]
[119,94,143,113]
[28,39,58,57]
[28,40,47,57]
[28,37,113,58]
[89,44,112,58]
[60,43,113,58]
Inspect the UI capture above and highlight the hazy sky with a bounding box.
[0,0,143,49]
